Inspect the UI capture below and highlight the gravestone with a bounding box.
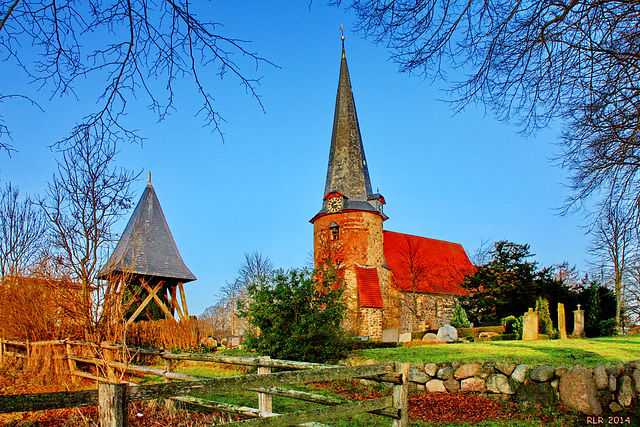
[382,328,400,343]
[573,304,585,337]
[437,324,458,342]
[522,308,539,341]
[229,335,242,347]
[558,303,568,339]
[399,332,412,343]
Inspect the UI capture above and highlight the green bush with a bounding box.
[238,267,350,363]
[502,315,518,334]
[597,318,619,337]
[536,297,556,338]
[450,301,471,329]
[513,315,524,339]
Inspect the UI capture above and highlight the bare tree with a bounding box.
[336,0,640,224]
[220,278,246,336]
[394,234,431,332]
[552,262,581,289]
[588,199,636,329]
[238,251,274,288]
[0,1,273,151]
[38,127,139,338]
[0,182,47,278]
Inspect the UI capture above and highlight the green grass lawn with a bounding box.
[160,336,640,427]
[351,335,640,367]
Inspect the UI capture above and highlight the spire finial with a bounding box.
[148,171,152,185]
[341,25,345,58]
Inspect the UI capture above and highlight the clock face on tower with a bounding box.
[326,197,343,213]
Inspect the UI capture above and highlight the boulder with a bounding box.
[426,379,447,392]
[424,363,438,377]
[633,367,640,393]
[461,377,486,392]
[437,366,454,380]
[409,365,430,383]
[606,364,623,377]
[454,362,482,380]
[516,381,557,406]
[530,365,555,382]
[609,375,617,392]
[593,364,608,389]
[444,378,461,393]
[609,402,623,413]
[496,362,516,376]
[422,333,438,342]
[486,374,515,394]
[555,366,569,377]
[618,375,636,407]
[511,365,530,383]
[559,366,603,415]
[437,325,458,343]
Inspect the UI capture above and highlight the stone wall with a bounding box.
[406,360,639,415]
[400,292,458,331]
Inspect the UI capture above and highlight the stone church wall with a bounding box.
[401,292,459,332]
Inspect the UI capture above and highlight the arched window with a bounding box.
[329,221,340,241]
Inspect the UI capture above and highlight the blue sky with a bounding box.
[1,1,590,315]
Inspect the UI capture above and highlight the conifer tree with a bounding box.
[450,301,471,329]
[536,297,555,337]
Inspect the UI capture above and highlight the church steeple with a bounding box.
[324,41,373,201]
[312,39,385,222]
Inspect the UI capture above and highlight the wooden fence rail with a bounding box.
[0,339,410,427]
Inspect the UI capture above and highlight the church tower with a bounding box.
[310,39,398,338]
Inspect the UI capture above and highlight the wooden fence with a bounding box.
[0,339,409,427]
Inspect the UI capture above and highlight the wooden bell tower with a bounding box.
[98,173,196,325]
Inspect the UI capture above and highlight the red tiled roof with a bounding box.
[383,231,474,295]
[355,265,384,308]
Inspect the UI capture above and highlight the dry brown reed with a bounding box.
[23,342,71,387]
[0,276,86,341]
[126,318,203,351]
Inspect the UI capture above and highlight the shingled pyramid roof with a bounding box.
[98,176,196,282]
[324,42,373,201]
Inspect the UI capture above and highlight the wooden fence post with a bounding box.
[98,382,129,427]
[65,341,77,379]
[257,356,273,413]
[102,343,117,381]
[392,362,409,427]
[163,355,175,409]
[25,339,30,360]
[0,338,4,365]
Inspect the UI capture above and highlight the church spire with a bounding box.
[311,37,386,223]
[323,38,373,201]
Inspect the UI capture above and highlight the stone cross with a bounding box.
[573,305,585,338]
[522,308,539,341]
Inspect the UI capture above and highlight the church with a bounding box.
[310,40,475,339]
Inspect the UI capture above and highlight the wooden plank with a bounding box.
[98,383,128,427]
[0,390,98,413]
[126,281,164,325]
[247,386,399,419]
[128,364,391,401]
[162,352,331,370]
[172,396,277,418]
[168,285,185,321]
[392,362,409,427]
[257,356,272,413]
[139,279,175,322]
[178,282,189,318]
[226,397,392,427]
[2,351,27,359]
[67,354,206,381]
